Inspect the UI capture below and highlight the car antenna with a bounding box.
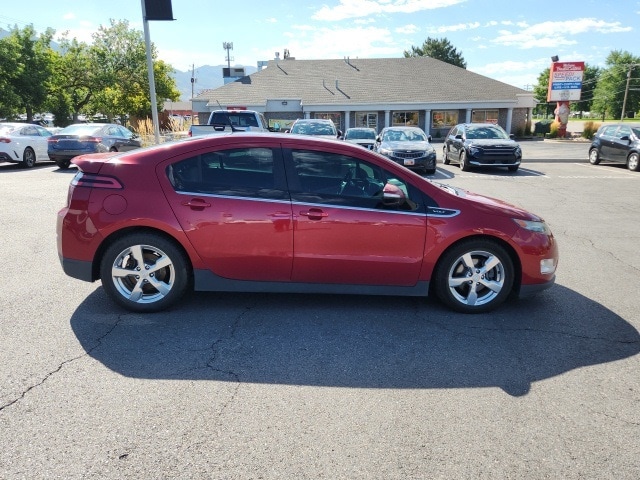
[215,100,243,133]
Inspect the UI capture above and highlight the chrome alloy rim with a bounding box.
[111,244,175,304]
[447,250,506,306]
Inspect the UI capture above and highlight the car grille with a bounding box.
[393,150,426,159]
[473,146,519,164]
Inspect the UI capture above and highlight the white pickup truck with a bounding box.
[188,110,271,136]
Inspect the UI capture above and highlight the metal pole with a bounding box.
[141,0,161,144]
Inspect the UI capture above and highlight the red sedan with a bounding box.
[57,133,558,314]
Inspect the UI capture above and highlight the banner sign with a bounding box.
[547,62,585,102]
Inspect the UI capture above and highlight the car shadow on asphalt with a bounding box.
[70,285,639,397]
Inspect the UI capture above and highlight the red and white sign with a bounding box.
[547,61,585,102]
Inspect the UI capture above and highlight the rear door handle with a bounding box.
[182,198,211,210]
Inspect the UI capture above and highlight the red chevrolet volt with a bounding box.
[57,132,558,314]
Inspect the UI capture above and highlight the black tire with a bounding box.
[55,159,71,169]
[508,165,519,172]
[588,148,601,165]
[109,147,118,152]
[22,147,36,168]
[460,150,470,171]
[99,232,191,312]
[627,152,639,172]
[426,169,436,175]
[443,146,450,165]
[433,239,514,314]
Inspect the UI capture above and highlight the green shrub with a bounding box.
[533,120,552,136]
[549,121,560,138]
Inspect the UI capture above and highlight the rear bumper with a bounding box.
[60,256,94,282]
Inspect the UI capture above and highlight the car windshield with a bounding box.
[383,129,426,142]
[292,122,336,135]
[59,124,103,136]
[346,129,376,140]
[465,125,509,140]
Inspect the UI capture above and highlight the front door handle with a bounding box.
[182,198,211,210]
[299,208,328,220]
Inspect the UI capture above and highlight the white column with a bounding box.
[384,110,390,128]
[424,110,431,136]
[344,111,351,131]
[506,108,513,133]
[466,108,472,123]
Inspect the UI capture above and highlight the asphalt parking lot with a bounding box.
[1,139,639,479]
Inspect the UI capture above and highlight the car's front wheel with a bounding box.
[627,152,639,172]
[459,150,470,171]
[433,239,514,313]
[443,146,450,165]
[99,232,191,312]
[588,148,601,165]
[22,147,36,168]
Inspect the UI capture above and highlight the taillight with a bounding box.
[0,137,11,143]
[71,171,123,189]
[81,136,102,143]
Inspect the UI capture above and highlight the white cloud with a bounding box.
[492,18,632,49]
[429,21,480,33]
[395,24,419,34]
[312,0,466,21]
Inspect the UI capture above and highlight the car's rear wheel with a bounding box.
[434,239,514,313]
[459,150,470,171]
[55,159,71,169]
[443,146,450,165]
[588,148,601,165]
[99,232,191,312]
[22,147,36,168]
[627,152,639,172]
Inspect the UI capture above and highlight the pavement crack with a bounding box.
[0,314,126,413]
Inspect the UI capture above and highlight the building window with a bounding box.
[472,110,499,124]
[355,112,378,130]
[314,112,342,130]
[392,111,419,126]
[431,111,458,128]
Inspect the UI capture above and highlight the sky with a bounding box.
[1,0,638,92]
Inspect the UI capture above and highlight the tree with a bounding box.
[0,25,54,121]
[0,33,22,118]
[47,36,95,126]
[403,37,467,69]
[88,19,179,121]
[592,50,640,120]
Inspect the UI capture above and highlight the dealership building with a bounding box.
[191,55,535,137]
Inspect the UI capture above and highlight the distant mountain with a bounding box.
[172,65,258,101]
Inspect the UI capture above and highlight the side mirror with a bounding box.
[381,183,406,207]
[376,135,382,142]
[620,135,630,141]
[509,133,515,139]
[455,134,463,140]
[427,135,432,142]
[337,130,343,138]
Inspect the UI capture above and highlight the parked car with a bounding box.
[289,119,341,139]
[188,109,270,136]
[0,122,52,168]
[48,123,141,169]
[374,126,436,175]
[343,127,377,149]
[588,124,640,171]
[57,132,558,314]
[443,123,522,172]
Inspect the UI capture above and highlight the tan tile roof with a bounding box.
[194,57,528,107]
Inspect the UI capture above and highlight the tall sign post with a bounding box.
[547,60,584,138]
[141,0,174,144]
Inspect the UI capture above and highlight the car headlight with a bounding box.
[513,218,551,235]
[469,146,482,157]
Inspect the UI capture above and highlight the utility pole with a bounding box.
[620,65,632,121]
[223,42,233,70]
